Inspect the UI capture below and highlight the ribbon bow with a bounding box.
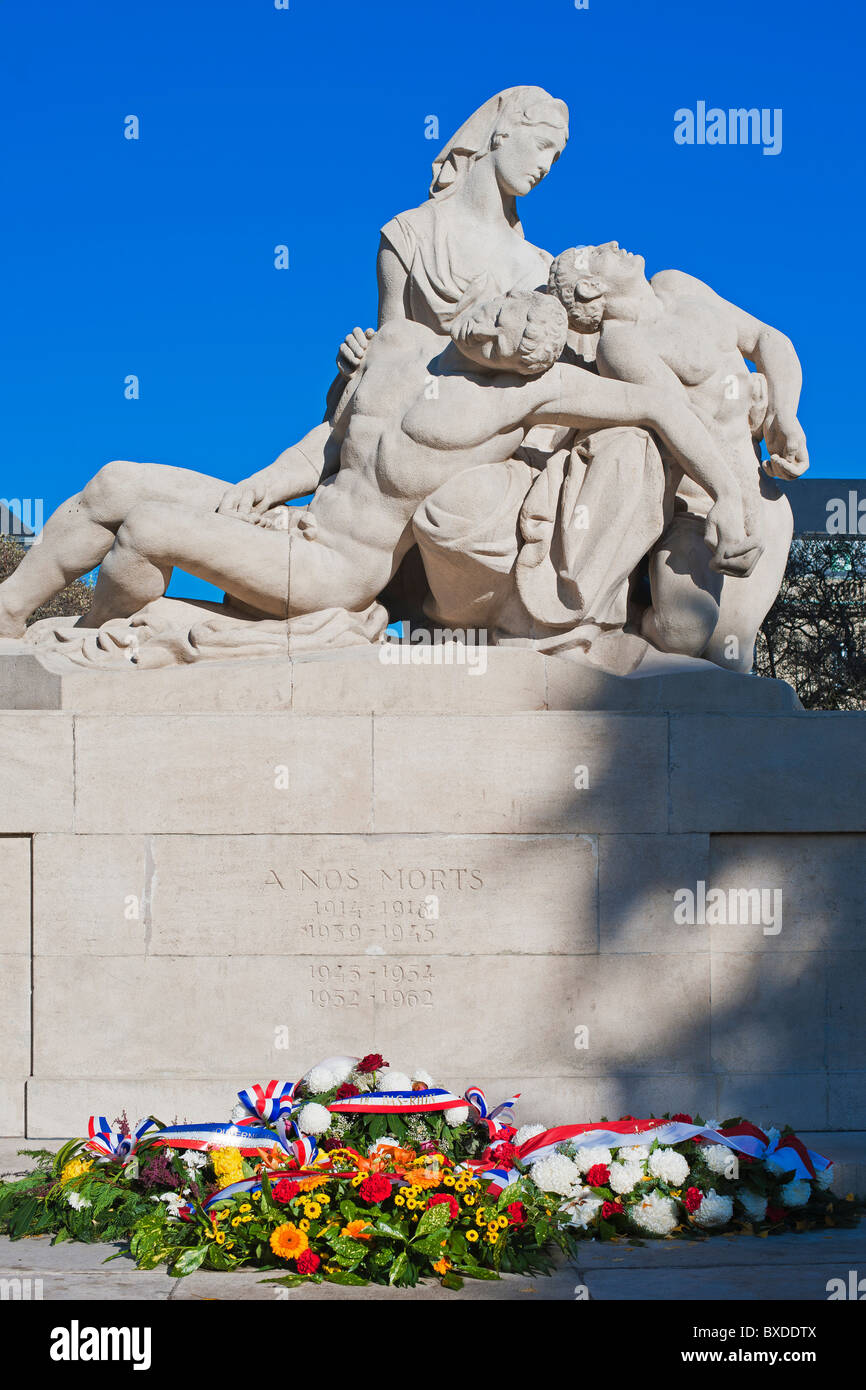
[85,1115,156,1162]
[464,1087,521,1139]
[235,1079,301,1126]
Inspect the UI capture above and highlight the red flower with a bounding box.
[335,1082,360,1101]
[356,1053,386,1074]
[671,1113,693,1124]
[296,1249,320,1275]
[506,1202,526,1226]
[271,1179,300,1204]
[358,1174,392,1203]
[684,1187,703,1214]
[495,1125,517,1142]
[492,1142,519,1166]
[766,1205,787,1224]
[427,1193,459,1221]
[601,1200,623,1219]
[585,1163,611,1188]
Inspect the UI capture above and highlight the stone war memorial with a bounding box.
[0,81,864,1302]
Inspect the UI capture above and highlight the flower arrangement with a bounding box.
[0,1053,859,1291]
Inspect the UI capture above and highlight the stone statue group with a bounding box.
[0,87,808,674]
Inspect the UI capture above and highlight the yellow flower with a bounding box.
[269,1223,309,1261]
[60,1157,94,1186]
[304,1201,322,1219]
[466,1229,479,1242]
[212,1148,246,1187]
[239,1203,252,1213]
[443,1174,455,1187]
[231,1217,241,1228]
[487,1233,498,1245]
[215,1232,226,1245]
[497,1215,508,1229]
[341,1219,372,1241]
[298,1175,329,1193]
[252,1192,261,1202]
[476,1207,488,1223]
[318,1194,330,1206]
[463,1194,476,1206]
[433,1257,451,1275]
[394,1194,406,1206]
[406,1198,418,1210]
[299,1219,311,1231]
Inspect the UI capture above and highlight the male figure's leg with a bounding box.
[90,501,290,624]
[642,513,722,658]
[0,461,228,634]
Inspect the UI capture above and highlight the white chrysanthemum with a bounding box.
[444,1104,470,1126]
[181,1149,207,1172]
[306,1065,338,1094]
[630,1189,678,1236]
[567,1192,604,1229]
[67,1191,91,1210]
[737,1190,768,1222]
[609,1161,644,1196]
[377,1068,412,1092]
[648,1147,690,1186]
[703,1143,737,1177]
[815,1166,834,1191]
[779,1178,811,1208]
[531,1151,581,1197]
[297,1102,332,1136]
[411,1068,434,1088]
[514,1123,546,1146]
[616,1145,650,1163]
[692,1188,734,1227]
[573,1146,612,1173]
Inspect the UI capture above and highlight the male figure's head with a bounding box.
[452,290,568,376]
[548,243,648,332]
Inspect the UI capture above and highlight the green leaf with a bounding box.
[328,1235,367,1270]
[325,1270,369,1286]
[372,1218,407,1243]
[261,1274,305,1288]
[388,1250,409,1286]
[414,1202,451,1239]
[170,1244,210,1277]
[441,1272,464,1290]
[452,1264,501,1280]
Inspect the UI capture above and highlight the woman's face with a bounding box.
[492,120,567,198]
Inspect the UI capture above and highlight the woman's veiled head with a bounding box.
[430,87,569,202]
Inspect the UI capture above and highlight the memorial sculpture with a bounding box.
[0,86,808,674]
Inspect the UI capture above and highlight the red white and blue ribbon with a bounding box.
[464,1087,521,1138]
[328,1087,465,1115]
[235,1080,301,1126]
[475,1118,832,1193]
[84,1116,157,1162]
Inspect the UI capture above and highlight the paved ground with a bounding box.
[2,1135,863,1301]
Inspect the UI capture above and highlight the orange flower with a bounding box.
[407,1168,441,1190]
[392,1147,417,1168]
[269,1223,309,1261]
[297,1175,329,1193]
[433,1257,451,1275]
[341,1219,372,1241]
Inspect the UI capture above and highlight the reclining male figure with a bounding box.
[547,242,808,670]
[0,290,757,638]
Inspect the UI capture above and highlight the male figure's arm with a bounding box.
[521,363,762,576]
[216,422,340,519]
[652,268,808,480]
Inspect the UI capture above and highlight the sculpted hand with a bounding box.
[705,499,765,578]
[762,414,809,480]
[337,326,375,377]
[216,478,273,520]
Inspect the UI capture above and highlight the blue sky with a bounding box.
[1,0,863,597]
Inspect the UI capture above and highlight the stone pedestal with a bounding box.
[0,647,863,1137]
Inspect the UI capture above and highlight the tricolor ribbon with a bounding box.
[235,1079,301,1126]
[464,1087,521,1139]
[84,1116,157,1162]
[327,1087,466,1115]
[475,1119,832,1194]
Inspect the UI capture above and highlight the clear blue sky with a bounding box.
[1,0,863,596]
